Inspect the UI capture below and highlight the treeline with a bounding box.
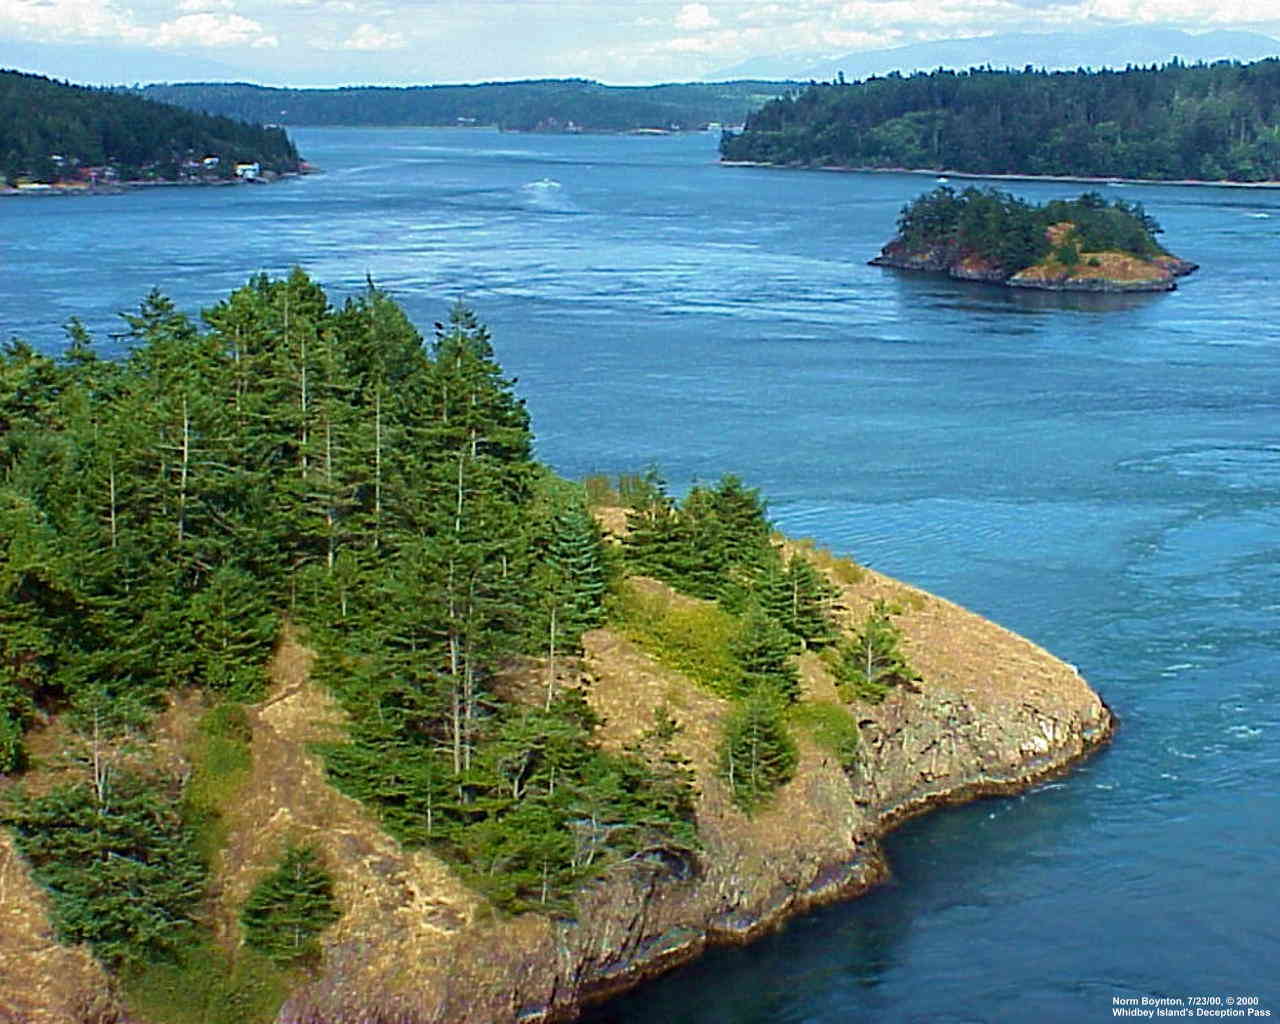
[720,58,1280,181]
[0,69,299,184]
[0,272,698,954]
[893,186,1166,273]
[604,470,916,809]
[140,79,791,132]
[0,274,921,1001]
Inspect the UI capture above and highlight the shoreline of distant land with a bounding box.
[719,160,1280,189]
[0,169,311,198]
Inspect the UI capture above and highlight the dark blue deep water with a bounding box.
[4,128,1278,1022]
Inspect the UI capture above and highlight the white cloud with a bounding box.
[337,22,408,51]
[176,0,236,11]
[675,3,719,30]
[2,0,277,48]
[1080,0,1273,23]
[149,13,278,48]
[4,0,136,41]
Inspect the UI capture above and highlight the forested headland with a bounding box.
[720,58,1280,182]
[139,79,792,132]
[0,273,925,1019]
[0,69,300,187]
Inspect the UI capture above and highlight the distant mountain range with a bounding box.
[707,28,1280,83]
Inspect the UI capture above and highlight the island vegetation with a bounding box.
[0,273,921,1020]
[871,186,1198,291]
[139,79,792,133]
[720,58,1280,182]
[0,69,300,187]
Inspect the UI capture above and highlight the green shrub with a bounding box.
[123,943,288,1024]
[790,700,860,769]
[182,702,253,861]
[240,844,341,965]
[610,583,742,696]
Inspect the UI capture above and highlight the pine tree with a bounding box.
[2,771,206,966]
[240,844,340,965]
[835,599,921,703]
[731,600,800,702]
[718,690,797,812]
[780,554,840,648]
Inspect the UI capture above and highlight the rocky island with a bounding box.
[871,186,1197,292]
[0,278,1111,1024]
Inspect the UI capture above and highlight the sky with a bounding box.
[2,0,1280,86]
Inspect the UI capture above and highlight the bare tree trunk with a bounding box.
[177,394,190,545]
[373,387,383,548]
[107,454,118,550]
[545,603,557,711]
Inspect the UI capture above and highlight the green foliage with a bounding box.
[526,493,610,660]
[182,702,253,861]
[123,943,288,1024]
[1,771,206,966]
[0,69,299,186]
[142,79,793,133]
[610,583,743,697]
[835,599,921,703]
[730,600,800,702]
[316,689,698,914]
[0,681,34,774]
[891,185,1166,274]
[790,700,860,770]
[241,844,341,965]
[718,690,797,812]
[1,276,701,937]
[721,58,1280,183]
[623,472,775,601]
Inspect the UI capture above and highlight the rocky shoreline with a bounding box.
[1,566,1115,1024]
[276,567,1115,1024]
[870,238,1198,293]
[720,159,1280,190]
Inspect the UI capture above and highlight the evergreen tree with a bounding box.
[718,690,797,812]
[835,599,921,703]
[240,844,341,965]
[730,600,800,702]
[2,771,206,966]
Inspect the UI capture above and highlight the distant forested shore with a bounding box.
[0,70,300,187]
[720,58,1280,182]
[139,79,791,132]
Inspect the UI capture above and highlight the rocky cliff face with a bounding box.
[278,566,1112,1024]
[870,236,1198,292]
[0,565,1113,1024]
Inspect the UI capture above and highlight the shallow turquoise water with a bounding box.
[5,127,1278,1021]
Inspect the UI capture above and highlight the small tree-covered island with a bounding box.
[872,187,1199,292]
[0,274,1113,1023]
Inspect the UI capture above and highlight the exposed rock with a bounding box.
[0,570,1113,1024]
[278,568,1113,1024]
[870,235,1197,293]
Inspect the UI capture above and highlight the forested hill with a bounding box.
[2,272,903,1016]
[140,79,792,131]
[720,58,1280,182]
[0,69,300,185]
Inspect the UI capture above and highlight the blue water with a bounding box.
[4,128,1278,1021]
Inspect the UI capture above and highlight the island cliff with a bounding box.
[871,187,1197,293]
[2,559,1112,1024]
